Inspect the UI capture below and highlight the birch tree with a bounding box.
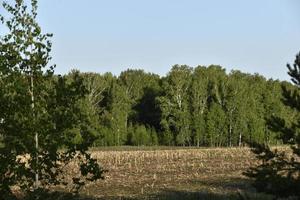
[0,0,104,196]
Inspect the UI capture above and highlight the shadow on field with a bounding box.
[15,189,272,200]
[138,189,240,200]
[14,178,272,200]
[39,191,240,200]
[17,191,230,200]
[9,190,95,200]
[188,177,254,192]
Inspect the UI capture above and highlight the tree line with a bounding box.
[65,65,298,147]
[2,0,300,198]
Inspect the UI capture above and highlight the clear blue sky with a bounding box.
[3,0,300,80]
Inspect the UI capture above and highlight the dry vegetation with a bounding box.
[55,147,278,200]
[14,146,293,199]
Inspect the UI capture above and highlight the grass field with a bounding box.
[43,146,280,200]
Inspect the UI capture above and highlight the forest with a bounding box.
[1,0,300,199]
[62,66,297,147]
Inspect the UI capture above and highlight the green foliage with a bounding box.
[68,64,296,148]
[244,51,300,198]
[127,124,158,146]
[0,7,296,196]
[149,127,159,145]
[158,65,193,146]
[103,78,130,146]
[131,124,150,146]
[189,66,209,146]
[2,0,299,199]
[0,0,104,196]
[206,103,227,147]
[245,143,300,198]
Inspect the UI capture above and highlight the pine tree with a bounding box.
[244,52,300,198]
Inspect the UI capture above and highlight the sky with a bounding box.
[2,0,300,80]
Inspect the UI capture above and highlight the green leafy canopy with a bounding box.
[0,0,105,197]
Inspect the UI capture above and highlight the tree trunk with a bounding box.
[238,133,242,147]
[117,129,120,146]
[229,123,232,147]
[31,75,39,189]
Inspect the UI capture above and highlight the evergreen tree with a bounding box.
[244,52,300,198]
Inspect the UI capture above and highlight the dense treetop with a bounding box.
[66,65,297,147]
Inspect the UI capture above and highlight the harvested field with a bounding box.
[63,147,275,200]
